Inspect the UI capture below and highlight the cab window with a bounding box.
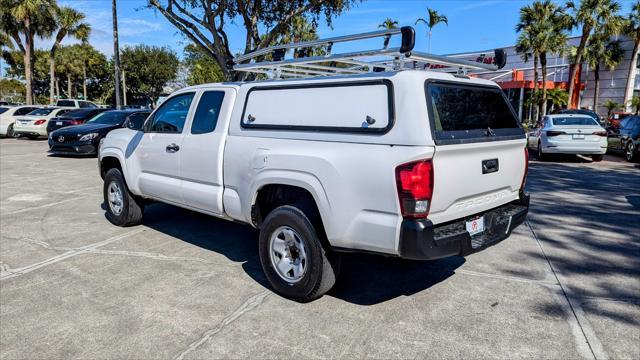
[147,93,194,133]
[191,91,225,134]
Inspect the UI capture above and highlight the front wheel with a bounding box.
[103,168,144,226]
[6,124,15,138]
[626,142,638,162]
[591,154,604,162]
[537,141,545,160]
[258,205,340,302]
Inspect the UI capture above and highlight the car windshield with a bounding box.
[552,117,599,126]
[27,108,55,116]
[57,100,75,107]
[0,107,8,115]
[86,111,126,125]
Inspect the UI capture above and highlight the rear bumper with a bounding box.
[398,195,529,260]
[14,129,47,137]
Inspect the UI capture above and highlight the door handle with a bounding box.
[166,143,180,153]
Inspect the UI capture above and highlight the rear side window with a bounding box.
[242,80,393,133]
[426,82,524,144]
[27,108,55,116]
[191,91,225,134]
[0,107,8,115]
[551,117,598,126]
[14,107,38,115]
[147,93,194,133]
[79,101,96,108]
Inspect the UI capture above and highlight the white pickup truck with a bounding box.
[99,29,529,301]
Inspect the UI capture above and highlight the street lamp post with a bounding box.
[112,0,122,109]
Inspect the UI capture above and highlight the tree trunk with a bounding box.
[55,79,60,98]
[623,39,639,111]
[23,27,34,105]
[593,63,601,114]
[428,30,432,53]
[83,62,87,100]
[49,50,56,105]
[67,73,72,98]
[533,54,539,123]
[568,28,591,107]
[540,52,548,117]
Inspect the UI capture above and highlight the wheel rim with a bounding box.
[626,143,634,161]
[107,181,124,215]
[269,226,308,283]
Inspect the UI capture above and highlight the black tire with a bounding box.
[625,142,638,162]
[103,168,144,227]
[26,135,38,140]
[591,154,604,162]
[537,141,545,160]
[258,205,340,302]
[6,123,14,138]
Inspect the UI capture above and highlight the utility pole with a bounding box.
[112,0,122,109]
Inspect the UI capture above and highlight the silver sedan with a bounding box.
[527,114,608,161]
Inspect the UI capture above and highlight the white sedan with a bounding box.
[528,114,608,161]
[12,107,73,139]
[0,105,43,137]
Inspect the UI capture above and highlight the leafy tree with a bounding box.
[0,78,25,103]
[602,99,622,117]
[566,0,623,105]
[183,44,225,85]
[48,5,90,103]
[585,38,624,112]
[516,1,571,120]
[623,1,640,110]
[146,0,357,81]
[628,96,640,114]
[415,8,447,52]
[546,88,569,112]
[3,49,51,103]
[0,0,56,104]
[378,18,399,30]
[120,44,179,104]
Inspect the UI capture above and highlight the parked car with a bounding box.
[49,109,150,155]
[12,108,73,139]
[46,108,109,133]
[557,108,600,123]
[55,99,98,109]
[608,111,632,128]
[607,116,640,162]
[528,114,608,161]
[0,105,43,137]
[99,70,530,301]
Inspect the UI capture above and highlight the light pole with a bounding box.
[112,0,122,109]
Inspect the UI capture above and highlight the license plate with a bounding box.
[466,216,485,236]
[56,121,62,125]
[572,134,585,139]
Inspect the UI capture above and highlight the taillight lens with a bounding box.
[546,130,566,137]
[70,120,82,125]
[33,119,46,125]
[521,148,529,193]
[395,160,434,219]
[592,131,607,137]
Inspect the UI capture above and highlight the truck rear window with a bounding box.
[426,82,524,144]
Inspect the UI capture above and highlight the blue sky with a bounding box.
[34,0,640,59]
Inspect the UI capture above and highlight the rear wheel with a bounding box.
[591,154,603,162]
[258,205,340,302]
[103,168,144,226]
[537,141,545,160]
[6,124,14,138]
[626,142,638,162]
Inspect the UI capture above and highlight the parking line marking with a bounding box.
[0,228,145,281]
[1,196,88,216]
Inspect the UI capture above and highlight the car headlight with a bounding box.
[79,133,99,141]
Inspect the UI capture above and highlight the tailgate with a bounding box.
[429,139,526,224]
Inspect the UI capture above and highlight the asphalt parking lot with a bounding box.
[1,138,638,359]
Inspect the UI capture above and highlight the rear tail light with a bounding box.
[592,131,607,137]
[546,130,566,137]
[395,160,434,219]
[33,119,46,125]
[521,148,529,193]
[69,120,82,125]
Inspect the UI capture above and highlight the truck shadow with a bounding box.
[138,202,463,305]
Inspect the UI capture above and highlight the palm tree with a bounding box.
[566,0,623,106]
[48,6,90,104]
[546,88,569,112]
[515,3,541,120]
[628,96,640,114]
[586,38,624,112]
[415,8,448,52]
[0,0,56,104]
[602,99,622,117]
[623,1,640,111]
[378,18,399,30]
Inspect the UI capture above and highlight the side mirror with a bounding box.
[126,119,144,131]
